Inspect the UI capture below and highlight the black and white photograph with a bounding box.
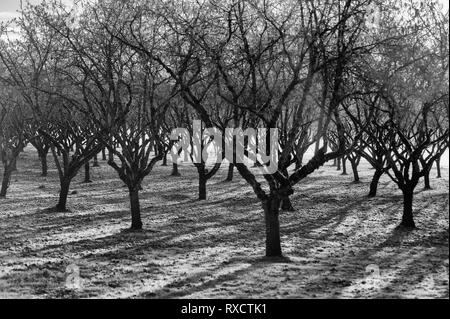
[0,0,448,302]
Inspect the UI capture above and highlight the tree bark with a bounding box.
[171,163,180,176]
[350,159,359,182]
[280,196,295,211]
[56,178,71,212]
[83,161,92,183]
[108,148,114,162]
[368,169,383,197]
[225,163,234,181]
[195,161,221,200]
[295,152,304,170]
[129,188,143,230]
[341,156,347,175]
[399,188,415,229]
[263,197,282,257]
[102,147,107,161]
[0,165,12,198]
[38,150,48,177]
[199,174,207,200]
[436,157,441,178]
[423,166,431,189]
[161,152,168,166]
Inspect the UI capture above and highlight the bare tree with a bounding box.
[170,0,370,256]
[0,92,27,198]
[39,1,177,228]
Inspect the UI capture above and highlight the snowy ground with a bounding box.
[0,146,448,299]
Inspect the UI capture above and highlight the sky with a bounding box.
[0,0,74,24]
[1,0,449,23]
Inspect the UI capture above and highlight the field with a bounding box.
[0,146,448,299]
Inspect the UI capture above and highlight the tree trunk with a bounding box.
[161,152,168,166]
[83,161,92,183]
[350,159,359,182]
[39,151,48,177]
[399,188,415,229]
[263,197,282,257]
[280,196,295,211]
[93,154,99,167]
[171,163,180,176]
[108,148,114,162]
[129,188,143,230]
[102,148,107,161]
[56,178,71,212]
[336,157,341,170]
[195,163,208,200]
[0,165,12,198]
[332,158,337,167]
[368,169,383,197]
[341,157,347,175]
[436,157,441,178]
[199,174,207,200]
[225,163,234,181]
[295,152,304,170]
[423,167,431,190]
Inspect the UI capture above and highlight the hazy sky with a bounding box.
[0,0,75,23]
[0,0,43,23]
[0,0,30,12]
[0,0,449,23]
